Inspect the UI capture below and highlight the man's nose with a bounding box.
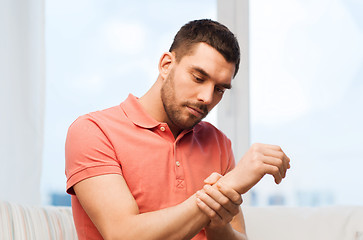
[197,85,214,105]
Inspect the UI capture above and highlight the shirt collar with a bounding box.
[120,93,202,134]
[120,94,160,129]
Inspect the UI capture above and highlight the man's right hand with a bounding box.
[196,172,242,228]
[219,143,291,194]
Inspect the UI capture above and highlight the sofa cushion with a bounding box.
[243,206,363,240]
[0,201,77,240]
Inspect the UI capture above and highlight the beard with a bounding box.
[160,70,208,131]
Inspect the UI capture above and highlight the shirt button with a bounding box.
[160,126,166,132]
[176,161,180,167]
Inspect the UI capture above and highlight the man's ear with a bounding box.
[158,52,175,79]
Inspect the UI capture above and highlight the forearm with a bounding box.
[102,171,245,240]
[205,224,247,240]
[102,194,210,240]
[217,170,250,195]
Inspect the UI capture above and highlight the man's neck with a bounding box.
[138,78,181,139]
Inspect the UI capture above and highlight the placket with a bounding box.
[154,124,189,190]
[174,139,185,190]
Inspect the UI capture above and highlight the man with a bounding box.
[65,19,290,240]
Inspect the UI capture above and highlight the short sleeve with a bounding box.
[65,115,122,195]
[223,138,236,175]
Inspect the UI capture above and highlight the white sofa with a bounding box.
[0,201,77,239]
[1,201,363,240]
[243,206,363,240]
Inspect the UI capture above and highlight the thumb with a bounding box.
[204,172,222,185]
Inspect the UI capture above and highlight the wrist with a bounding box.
[205,223,239,240]
[218,171,244,195]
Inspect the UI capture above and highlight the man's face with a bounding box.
[160,42,235,131]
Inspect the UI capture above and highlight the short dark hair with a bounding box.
[169,19,240,77]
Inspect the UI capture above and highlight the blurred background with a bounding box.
[1,0,362,207]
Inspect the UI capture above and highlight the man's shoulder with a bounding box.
[88,104,124,122]
[69,104,126,132]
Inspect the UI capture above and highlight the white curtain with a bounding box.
[0,0,45,205]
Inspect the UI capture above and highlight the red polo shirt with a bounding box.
[65,94,235,240]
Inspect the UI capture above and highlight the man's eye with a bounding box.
[215,87,226,94]
[194,76,203,82]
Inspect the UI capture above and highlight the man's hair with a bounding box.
[169,19,240,77]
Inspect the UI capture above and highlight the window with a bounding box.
[250,0,363,206]
[42,0,217,205]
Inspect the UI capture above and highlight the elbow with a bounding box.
[100,226,150,240]
[99,224,132,240]
[102,229,138,240]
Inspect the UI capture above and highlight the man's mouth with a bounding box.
[186,106,205,118]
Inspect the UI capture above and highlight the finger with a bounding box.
[203,185,240,216]
[263,164,283,184]
[204,172,222,185]
[216,182,243,205]
[282,154,290,173]
[252,143,281,151]
[196,197,221,222]
[263,156,286,178]
[196,189,233,222]
[262,148,290,177]
[252,143,289,165]
[264,143,283,151]
[261,146,286,160]
[286,156,291,169]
